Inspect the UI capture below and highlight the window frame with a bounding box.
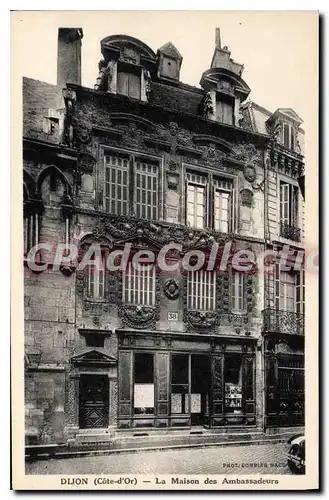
[87,252,106,300]
[185,172,207,229]
[102,147,163,221]
[122,261,156,307]
[116,61,142,100]
[279,270,297,313]
[213,177,233,233]
[23,212,39,256]
[230,272,246,313]
[183,164,235,232]
[187,269,217,311]
[279,180,299,228]
[215,94,234,125]
[282,122,296,151]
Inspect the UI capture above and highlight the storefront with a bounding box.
[117,330,257,430]
[265,335,304,428]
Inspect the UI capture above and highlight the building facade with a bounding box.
[23,28,305,445]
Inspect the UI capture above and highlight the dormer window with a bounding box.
[117,62,141,99]
[216,95,234,125]
[283,123,296,151]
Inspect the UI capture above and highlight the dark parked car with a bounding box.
[287,434,305,474]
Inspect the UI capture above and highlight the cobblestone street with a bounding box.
[26,442,292,475]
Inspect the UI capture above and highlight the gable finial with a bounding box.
[215,27,221,49]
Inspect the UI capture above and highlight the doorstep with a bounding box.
[25,427,290,461]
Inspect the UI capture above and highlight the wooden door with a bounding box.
[79,374,109,429]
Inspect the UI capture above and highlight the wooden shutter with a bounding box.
[275,262,280,310]
[184,178,188,226]
[296,271,301,315]
[242,355,256,424]
[230,186,235,233]
[210,354,224,427]
[280,183,290,224]
[117,70,129,96]
[118,351,133,427]
[292,186,299,226]
[283,123,290,147]
[128,72,141,99]
[88,263,94,297]
[290,125,295,150]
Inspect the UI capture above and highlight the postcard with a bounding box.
[11,10,319,490]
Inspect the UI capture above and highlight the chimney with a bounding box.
[215,27,221,49]
[57,28,83,88]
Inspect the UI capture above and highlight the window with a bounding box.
[214,178,232,233]
[87,254,105,299]
[280,181,299,237]
[187,270,216,310]
[280,271,296,312]
[280,182,299,226]
[231,272,245,312]
[171,354,189,415]
[186,172,207,229]
[283,123,296,150]
[135,160,158,219]
[216,97,234,125]
[117,63,141,99]
[104,152,160,219]
[134,353,154,415]
[85,333,105,348]
[104,155,129,215]
[224,355,243,414]
[123,261,156,306]
[24,212,39,255]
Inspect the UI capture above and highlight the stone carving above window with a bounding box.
[118,304,159,330]
[121,47,140,65]
[184,310,218,333]
[231,143,263,168]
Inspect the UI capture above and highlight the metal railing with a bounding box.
[263,309,304,335]
[280,222,301,242]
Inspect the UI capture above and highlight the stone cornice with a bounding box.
[67,83,270,148]
[75,209,266,246]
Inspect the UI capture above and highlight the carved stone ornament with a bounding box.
[121,47,139,65]
[201,144,225,167]
[118,305,159,330]
[75,120,92,145]
[167,172,179,190]
[200,91,214,118]
[164,278,180,300]
[168,160,178,171]
[243,163,257,183]
[91,217,230,251]
[76,270,86,295]
[184,310,218,333]
[240,188,254,207]
[77,152,96,175]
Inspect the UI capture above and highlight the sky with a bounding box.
[13,10,318,140]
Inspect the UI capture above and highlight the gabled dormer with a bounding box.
[156,42,183,82]
[200,28,250,126]
[266,108,303,154]
[94,35,157,102]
